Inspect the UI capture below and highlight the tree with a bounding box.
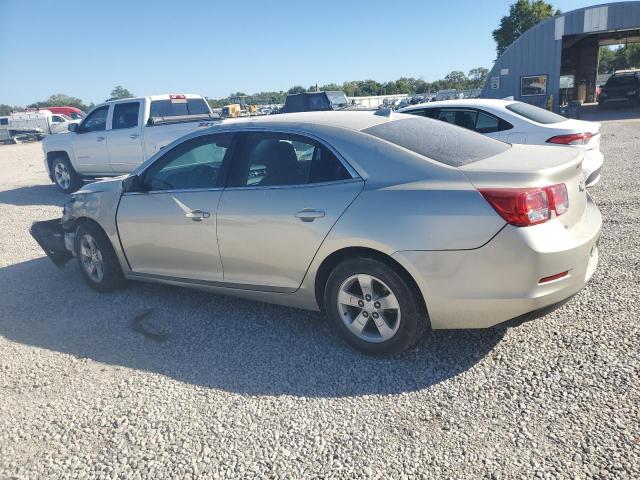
[0,104,12,116]
[444,71,468,89]
[106,85,134,102]
[29,93,90,112]
[492,0,558,57]
[598,43,640,74]
[468,67,489,87]
[287,86,306,95]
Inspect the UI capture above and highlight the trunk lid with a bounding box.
[460,144,587,229]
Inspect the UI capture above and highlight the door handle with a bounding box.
[96,136,105,142]
[185,209,210,222]
[129,134,139,139]
[295,209,325,222]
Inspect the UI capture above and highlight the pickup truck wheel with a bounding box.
[75,223,126,292]
[51,156,82,193]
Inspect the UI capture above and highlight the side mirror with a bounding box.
[68,123,78,132]
[122,174,145,193]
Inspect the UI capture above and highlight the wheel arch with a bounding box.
[313,246,429,325]
[46,150,73,172]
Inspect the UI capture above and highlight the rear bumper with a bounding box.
[30,219,74,267]
[393,195,602,329]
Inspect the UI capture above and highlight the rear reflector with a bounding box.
[479,183,568,227]
[539,271,569,284]
[546,132,593,145]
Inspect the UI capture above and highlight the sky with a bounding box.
[0,0,606,106]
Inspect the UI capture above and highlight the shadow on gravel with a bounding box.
[0,258,505,397]
[0,184,68,207]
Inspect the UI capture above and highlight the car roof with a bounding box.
[216,110,402,132]
[399,98,517,111]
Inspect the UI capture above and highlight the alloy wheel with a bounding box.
[337,274,401,343]
[79,234,104,283]
[54,162,71,190]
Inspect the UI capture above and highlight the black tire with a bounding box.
[75,222,126,292]
[51,155,83,193]
[324,257,427,355]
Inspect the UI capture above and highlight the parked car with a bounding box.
[598,70,640,109]
[31,111,601,355]
[42,106,86,120]
[399,99,604,186]
[280,91,349,113]
[43,93,220,192]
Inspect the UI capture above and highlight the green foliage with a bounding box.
[106,85,134,102]
[0,104,13,116]
[492,0,558,57]
[287,86,306,95]
[28,93,90,112]
[598,44,640,74]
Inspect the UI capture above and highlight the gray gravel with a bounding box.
[0,118,638,479]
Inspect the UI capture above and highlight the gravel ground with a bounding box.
[0,120,638,479]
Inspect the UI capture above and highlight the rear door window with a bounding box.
[405,108,438,118]
[362,117,510,167]
[112,102,140,130]
[227,132,352,187]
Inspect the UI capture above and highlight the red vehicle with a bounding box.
[43,106,85,120]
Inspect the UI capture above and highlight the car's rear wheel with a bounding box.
[75,222,126,292]
[324,257,427,355]
[51,155,82,193]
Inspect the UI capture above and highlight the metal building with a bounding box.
[481,1,640,110]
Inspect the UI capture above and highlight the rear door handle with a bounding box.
[295,209,325,222]
[129,134,139,139]
[185,209,210,222]
[96,136,105,142]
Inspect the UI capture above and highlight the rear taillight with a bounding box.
[480,183,569,227]
[546,132,593,145]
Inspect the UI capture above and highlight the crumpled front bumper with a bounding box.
[30,218,73,267]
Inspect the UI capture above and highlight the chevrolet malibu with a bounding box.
[31,111,602,355]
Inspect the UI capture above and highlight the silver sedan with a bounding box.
[31,111,602,355]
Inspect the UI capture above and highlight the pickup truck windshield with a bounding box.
[327,92,349,108]
[150,98,211,118]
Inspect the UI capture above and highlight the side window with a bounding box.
[79,106,109,133]
[51,116,63,123]
[438,109,477,130]
[406,108,438,119]
[0,118,8,126]
[475,112,501,133]
[228,132,351,187]
[142,134,231,191]
[112,102,140,130]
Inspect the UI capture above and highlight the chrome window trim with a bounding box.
[223,177,362,192]
[122,186,225,196]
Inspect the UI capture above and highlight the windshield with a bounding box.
[69,112,84,120]
[150,98,211,118]
[505,102,566,124]
[605,75,638,87]
[362,116,510,167]
[326,92,349,108]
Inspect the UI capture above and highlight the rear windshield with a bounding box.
[326,92,349,108]
[505,102,566,124]
[362,116,510,167]
[149,98,211,117]
[605,75,638,87]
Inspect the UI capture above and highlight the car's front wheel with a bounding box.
[51,155,82,193]
[324,257,427,355]
[75,222,126,292]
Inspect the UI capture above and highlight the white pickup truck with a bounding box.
[43,94,221,192]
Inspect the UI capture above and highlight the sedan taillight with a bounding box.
[480,183,569,227]
[546,132,593,145]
